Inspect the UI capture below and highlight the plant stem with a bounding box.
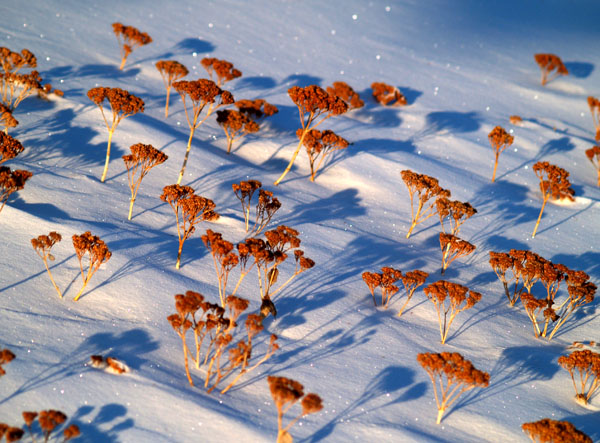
[100,129,115,183]
[532,196,548,238]
[177,126,196,185]
[43,258,62,298]
[492,153,499,182]
[274,123,311,186]
[165,87,171,118]
[436,408,444,424]
[128,197,135,221]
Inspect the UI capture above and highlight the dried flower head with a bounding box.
[71,231,111,301]
[298,128,350,181]
[0,47,37,74]
[0,132,24,164]
[371,82,407,106]
[534,53,569,86]
[112,22,152,69]
[488,125,514,182]
[235,99,279,119]
[558,349,600,405]
[0,103,18,132]
[588,96,600,142]
[327,81,364,110]
[0,348,15,376]
[522,418,591,443]
[435,197,477,236]
[156,60,189,117]
[0,70,43,111]
[0,166,32,214]
[585,145,600,187]
[509,115,523,126]
[216,109,260,154]
[200,57,242,85]
[439,233,476,274]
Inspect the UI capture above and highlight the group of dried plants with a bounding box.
[558,349,600,407]
[232,179,281,236]
[0,131,32,215]
[1,410,80,442]
[361,267,428,316]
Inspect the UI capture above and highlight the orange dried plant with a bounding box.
[327,81,364,110]
[417,352,489,424]
[0,132,23,164]
[489,251,520,306]
[534,53,569,86]
[371,81,407,106]
[156,60,189,117]
[587,96,600,142]
[200,57,242,86]
[31,231,63,298]
[558,349,600,406]
[0,70,43,111]
[232,180,281,235]
[72,231,111,301]
[522,418,591,443]
[216,109,259,154]
[509,115,523,126]
[22,410,78,442]
[160,185,219,269]
[361,267,401,307]
[87,87,144,182]
[0,47,37,74]
[531,161,575,238]
[401,170,451,238]
[235,98,279,120]
[0,166,32,214]
[397,270,429,316]
[112,23,152,70]
[435,198,477,236]
[122,143,168,220]
[267,375,323,443]
[0,103,18,134]
[172,79,234,184]
[0,425,24,442]
[0,348,15,377]
[585,145,600,187]
[439,233,475,275]
[298,128,349,181]
[274,85,348,185]
[423,280,482,344]
[38,409,68,441]
[488,125,514,182]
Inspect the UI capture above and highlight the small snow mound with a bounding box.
[547,81,586,95]
[550,196,593,208]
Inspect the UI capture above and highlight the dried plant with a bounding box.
[89,355,129,374]
[439,233,475,275]
[509,115,523,126]
[172,79,234,184]
[0,132,23,164]
[326,81,364,110]
[267,375,323,443]
[72,231,111,301]
[371,82,407,106]
[0,70,42,111]
[522,418,591,443]
[87,87,144,182]
[0,424,24,442]
[588,96,600,142]
[397,270,429,316]
[200,57,242,86]
[0,47,37,74]
[232,180,281,235]
[558,350,600,406]
[31,231,63,298]
[216,109,259,154]
[0,348,15,377]
[156,60,188,117]
[274,85,348,185]
[435,198,477,236]
[0,103,18,134]
[585,145,600,187]
[160,184,218,269]
[488,126,514,182]
[122,143,168,220]
[0,166,32,214]
[297,128,349,181]
[112,23,152,70]
[417,352,489,424]
[400,170,451,238]
[423,280,481,344]
[489,251,520,306]
[534,53,569,86]
[531,161,575,238]
[361,267,402,307]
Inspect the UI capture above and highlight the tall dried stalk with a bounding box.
[31,232,63,298]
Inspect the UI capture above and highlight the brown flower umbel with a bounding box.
[267,375,323,443]
[558,349,600,406]
[2,426,24,442]
[435,198,477,236]
[0,103,18,134]
[31,231,63,298]
[298,128,349,182]
[156,60,189,117]
[0,166,32,214]
[173,79,234,184]
[371,82,407,106]
[585,145,600,187]
[439,233,475,275]
[87,87,144,182]
[0,132,23,164]
[0,70,43,112]
[522,418,591,443]
[327,81,364,110]
[417,352,489,424]
[123,143,168,220]
[588,96,600,142]
[161,185,219,269]
[112,23,152,70]
[232,180,281,235]
[362,267,402,308]
[489,251,520,306]
[423,280,482,344]
[534,53,569,86]
[488,125,514,182]
[216,109,259,154]
[274,85,348,185]
[72,231,111,301]
[0,47,37,74]
[531,161,575,238]
[401,170,451,238]
[0,348,15,377]
[200,57,242,86]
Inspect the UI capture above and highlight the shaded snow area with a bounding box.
[1,0,600,441]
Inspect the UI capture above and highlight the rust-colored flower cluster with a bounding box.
[0,70,42,112]
[0,166,32,214]
[156,60,189,117]
[232,180,281,235]
[534,53,569,86]
[531,161,575,238]
[167,291,278,392]
[0,132,23,164]
[521,418,591,443]
[0,348,15,377]
[509,115,523,126]
[0,423,24,441]
[371,81,407,106]
[423,280,482,344]
[327,81,364,110]
[0,103,18,133]
[362,267,428,315]
[72,231,111,301]
[436,197,477,236]
[274,85,348,185]
[89,354,129,374]
[123,143,168,220]
[112,23,152,70]
[200,57,242,86]
[400,169,451,238]
[558,349,600,406]
[267,375,323,443]
[488,125,514,182]
[0,47,37,74]
[16,409,80,442]
[588,96,600,142]
[31,231,63,298]
[172,78,234,184]
[297,128,349,181]
[417,352,489,424]
[87,87,145,182]
[439,233,476,275]
[160,184,219,269]
[585,145,600,187]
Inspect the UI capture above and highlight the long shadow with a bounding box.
[77,64,140,79]
[235,76,278,91]
[560,411,600,441]
[5,194,70,222]
[281,73,322,88]
[71,403,138,442]
[344,137,415,160]
[564,62,594,79]
[550,251,600,280]
[416,110,482,138]
[535,200,595,238]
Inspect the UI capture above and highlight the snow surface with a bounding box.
[1,0,600,441]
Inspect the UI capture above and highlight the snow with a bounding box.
[1,0,600,441]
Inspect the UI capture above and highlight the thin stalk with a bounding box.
[532,196,548,238]
[181,333,194,386]
[42,257,62,298]
[177,126,196,185]
[165,86,171,118]
[491,152,499,182]
[100,128,115,183]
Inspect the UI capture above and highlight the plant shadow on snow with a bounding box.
[561,411,600,441]
[42,64,140,81]
[235,75,278,91]
[0,328,159,407]
[414,111,483,139]
[70,403,136,442]
[563,61,594,79]
[281,73,323,88]
[7,194,71,222]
